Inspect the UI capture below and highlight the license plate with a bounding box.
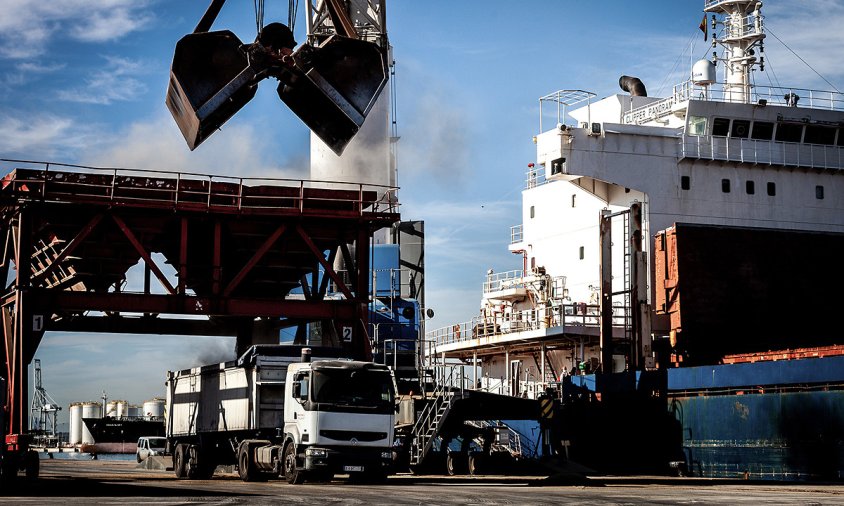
[343,465,364,472]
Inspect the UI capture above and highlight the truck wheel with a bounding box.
[174,444,187,479]
[282,443,306,485]
[238,446,255,482]
[186,445,215,480]
[468,453,481,476]
[24,451,39,480]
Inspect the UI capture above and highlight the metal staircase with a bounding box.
[408,369,462,467]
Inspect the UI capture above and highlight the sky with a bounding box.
[1,0,843,432]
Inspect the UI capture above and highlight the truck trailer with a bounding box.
[166,346,396,483]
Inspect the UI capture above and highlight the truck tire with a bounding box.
[174,444,187,479]
[186,445,215,480]
[237,445,267,482]
[282,443,306,485]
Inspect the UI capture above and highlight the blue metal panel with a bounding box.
[672,389,844,480]
[371,244,400,295]
[667,356,844,391]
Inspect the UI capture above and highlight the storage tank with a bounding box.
[115,400,128,419]
[105,401,117,418]
[68,402,83,445]
[80,402,102,445]
[128,404,142,419]
[143,398,165,420]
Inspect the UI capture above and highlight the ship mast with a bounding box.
[705,0,766,103]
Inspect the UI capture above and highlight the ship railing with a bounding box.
[483,269,525,294]
[722,11,763,40]
[0,159,400,216]
[510,224,523,245]
[538,90,597,132]
[525,166,548,189]
[680,135,844,170]
[428,303,628,348]
[623,80,844,125]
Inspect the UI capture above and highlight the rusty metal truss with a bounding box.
[0,161,399,439]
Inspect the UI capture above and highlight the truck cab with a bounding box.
[281,360,396,483]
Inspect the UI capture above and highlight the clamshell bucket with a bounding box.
[166,30,258,150]
[278,36,389,155]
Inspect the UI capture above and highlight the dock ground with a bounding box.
[0,459,842,504]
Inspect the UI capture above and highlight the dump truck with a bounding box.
[166,345,396,483]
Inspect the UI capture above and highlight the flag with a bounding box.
[699,14,708,41]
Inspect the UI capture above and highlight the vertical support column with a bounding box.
[354,227,372,361]
[473,350,478,390]
[541,342,546,384]
[178,217,188,295]
[599,210,613,373]
[504,348,510,395]
[630,203,652,370]
[212,220,222,295]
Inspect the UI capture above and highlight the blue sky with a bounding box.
[1,0,842,430]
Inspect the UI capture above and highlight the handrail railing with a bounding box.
[0,159,401,215]
[428,302,628,349]
[680,134,844,170]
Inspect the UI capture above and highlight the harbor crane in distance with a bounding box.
[29,359,61,449]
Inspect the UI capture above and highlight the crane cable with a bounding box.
[254,0,265,35]
[766,26,840,93]
[288,0,299,34]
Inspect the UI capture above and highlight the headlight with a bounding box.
[381,451,393,459]
[306,448,328,458]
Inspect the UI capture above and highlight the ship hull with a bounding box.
[82,417,165,454]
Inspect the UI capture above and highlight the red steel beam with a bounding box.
[295,224,352,299]
[111,213,176,295]
[31,212,104,287]
[33,290,358,319]
[223,224,287,297]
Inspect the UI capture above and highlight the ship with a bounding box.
[80,416,165,454]
[425,0,844,480]
[71,397,166,454]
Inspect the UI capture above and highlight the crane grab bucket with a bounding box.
[166,30,388,154]
[277,36,389,155]
[165,30,258,151]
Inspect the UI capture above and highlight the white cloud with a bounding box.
[0,112,100,157]
[0,0,156,59]
[57,55,150,105]
[82,113,308,179]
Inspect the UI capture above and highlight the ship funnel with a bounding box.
[619,75,647,97]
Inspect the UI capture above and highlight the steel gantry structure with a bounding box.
[0,161,399,470]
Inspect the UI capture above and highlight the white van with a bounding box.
[136,436,168,462]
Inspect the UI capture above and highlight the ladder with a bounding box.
[409,369,461,466]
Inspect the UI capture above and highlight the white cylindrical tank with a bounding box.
[692,59,716,85]
[80,402,101,445]
[115,400,128,419]
[69,403,83,445]
[143,398,165,420]
[105,401,117,418]
[128,404,142,418]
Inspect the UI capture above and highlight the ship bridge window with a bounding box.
[688,116,707,136]
[837,129,844,146]
[816,185,825,200]
[711,117,730,137]
[681,176,690,190]
[746,181,755,195]
[721,179,731,193]
[751,121,774,140]
[731,120,750,139]
[775,123,803,143]
[804,125,836,145]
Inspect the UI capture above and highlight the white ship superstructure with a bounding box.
[427,0,844,398]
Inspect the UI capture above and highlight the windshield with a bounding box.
[311,368,394,409]
[148,438,166,449]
